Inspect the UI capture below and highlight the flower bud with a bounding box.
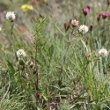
[83,6,90,16]
[35,92,40,99]
[64,22,70,32]
[107,0,110,6]
[101,11,110,19]
[89,25,93,32]
[64,22,67,28]
[97,14,101,22]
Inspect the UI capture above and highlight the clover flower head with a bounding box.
[6,11,16,21]
[16,49,26,59]
[98,48,109,57]
[79,25,89,34]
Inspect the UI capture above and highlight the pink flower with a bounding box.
[83,7,90,16]
[101,12,110,19]
[71,19,79,27]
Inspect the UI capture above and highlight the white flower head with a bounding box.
[71,19,79,27]
[6,11,16,21]
[16,49,26,59]
[79,25,89,34]
[98,48,109,57]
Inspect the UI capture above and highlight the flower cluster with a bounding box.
[64,19,89,34]
[2,1,110,108]
[82,5,110,22]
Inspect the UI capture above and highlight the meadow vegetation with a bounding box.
[0,0,110,110]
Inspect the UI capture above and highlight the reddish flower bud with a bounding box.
[64,22,69,32]
[35,92,40,99]
[107,0,110,6]
[64,22,67,28]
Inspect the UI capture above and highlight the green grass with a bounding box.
[0,0,110,110]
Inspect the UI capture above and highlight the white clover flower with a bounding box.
[71,19,79,27]
[98,48,109,57]
[79,25,89,34]
[6,11,16,21]
[16,49,26,59]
